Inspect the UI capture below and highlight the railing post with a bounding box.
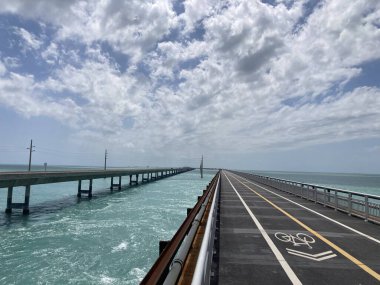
[323,189,326,207]
[335,190,338,211]
[365,195,369,222]
[348,193,352,216]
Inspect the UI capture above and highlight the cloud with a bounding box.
[0,60,6,76]
[0,72,82,127]
[3,57,21,69]
[13,27,43,50]
[0,0,379,161]
[1,0,177,63]
[41,42,59,65]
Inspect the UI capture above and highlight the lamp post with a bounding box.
[27,139,35,172]
[104,149,108,170]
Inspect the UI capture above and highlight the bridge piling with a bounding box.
[23,185,30,214]
[5,186,13,213]
[142,173,149,183]
[77,180,82,197]
[110,176,122,191]
[5,185,31,214]
[130,174,138,185]
[77,179,93,198]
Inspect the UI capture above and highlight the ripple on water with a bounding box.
[100,275,117,284]
[111,241,129,253]
[127,268,146,284]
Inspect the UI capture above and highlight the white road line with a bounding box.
[223,172,302,285]
[230,172,380,245]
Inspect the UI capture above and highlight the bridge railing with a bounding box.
[247,174,380,224]
[141,171,220,285]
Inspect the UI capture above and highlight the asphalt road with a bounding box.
[215,170,380,285]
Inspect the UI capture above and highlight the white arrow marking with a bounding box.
[286,248,337,261]
[286,248,334,258]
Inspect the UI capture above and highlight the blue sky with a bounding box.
[0,0,379,173]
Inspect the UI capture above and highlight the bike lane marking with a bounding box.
[234,172,380,245]
[223,172,302,285]
[228,171,380,282]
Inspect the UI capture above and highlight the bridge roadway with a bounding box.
[215,170,380,284]
[0,167,192,214]
[0,167,191,188]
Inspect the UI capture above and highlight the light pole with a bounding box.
[200,155,203,178]
[27,139,35,172]
[104,149,108,170]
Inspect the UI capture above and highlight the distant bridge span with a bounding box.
[0,167,193,214]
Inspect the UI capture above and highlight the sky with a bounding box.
[0,0,379,173]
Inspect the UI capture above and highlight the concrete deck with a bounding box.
[214,170,380,284]
[0,167,192,188]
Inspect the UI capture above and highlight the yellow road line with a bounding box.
[229,172,380,282]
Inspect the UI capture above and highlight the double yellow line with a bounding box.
[229,172,380,281]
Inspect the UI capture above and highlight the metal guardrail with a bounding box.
[191,174,220,285]
[246,173,380,224]
[141,172,220,285]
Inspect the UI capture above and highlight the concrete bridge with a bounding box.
[0,167,192,214]
[142,170,380,284]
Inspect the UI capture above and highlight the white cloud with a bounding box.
[0,0,379,163]
[0,60,6,76]
[1,0,177,63]
[0,72,82,127]
[41,42,59,65]
[3,57,21,69]
[13,27,43,50]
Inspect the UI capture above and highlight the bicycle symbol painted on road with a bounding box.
[275,232,316,249]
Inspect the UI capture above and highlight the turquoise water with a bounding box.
[2,166,379,284]
[0,166,216,284]
[251,170,380,196]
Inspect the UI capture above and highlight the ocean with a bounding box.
[0,165,216,284]
[1,166,379,284]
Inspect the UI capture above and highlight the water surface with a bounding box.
[0,167,215,284]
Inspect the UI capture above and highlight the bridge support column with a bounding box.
[5,186,13,213]
[5,185,31,215]
[130,174,138,185]
[77,179,93,198]
[110,176,122,191]
[23,185,30,215]
[142,173,149,183]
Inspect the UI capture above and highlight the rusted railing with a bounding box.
[141,171,220,285]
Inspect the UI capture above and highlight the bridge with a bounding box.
[142,170,380,284]
[0,167,192,214]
